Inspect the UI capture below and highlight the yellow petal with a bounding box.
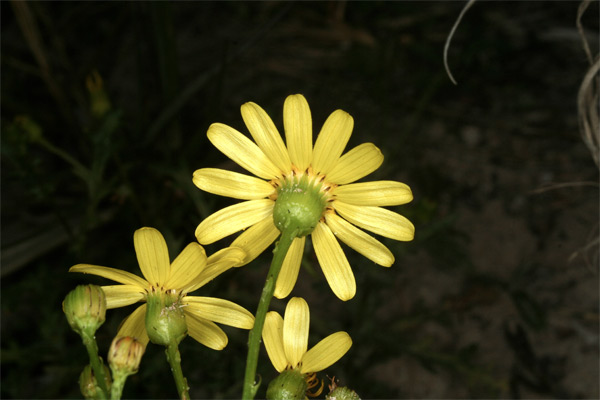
[284,94,312,171]
[333,201,415,241]
[325,213,394,267]
[184,296,254,329]
[134,227,170,287]
[241,102,291,173]
[167,243,207,291]
[312,110,354,175]
[69,264,148,288]
[231,217,280,265]
[101,285,145,309]
[193,168,275,200]
[117,304,149,347]
[333,180,413,206]
[326,143,383,184]
[283,297,309,368]
[187,246,246,292]
[300,331,352,374]
[274,236,305,299]
[262,311,287,372]
[195,199,274,245]
[312,222,356,301]
[208,122,281,180]
[186,313,228,350]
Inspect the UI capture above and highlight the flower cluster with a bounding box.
[66,94,414,400]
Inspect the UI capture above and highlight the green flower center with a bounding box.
[272,171,329,237]
[266,368,308,400]
[145,289,187,347]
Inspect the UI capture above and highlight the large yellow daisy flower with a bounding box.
[69,227,254,350]
[194,94,414,301]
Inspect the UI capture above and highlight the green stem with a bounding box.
[242,227,297,400]
[81,332,109,400]
[36,136,89,176]
[109,373,127,400]
[166,342,189,400]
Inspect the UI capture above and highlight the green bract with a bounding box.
[145,291,187,347]
[273,173,328,237]
[326,386,361,400]
[266,368,308,400]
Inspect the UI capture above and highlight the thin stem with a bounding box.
[166,342,189,400]
[109,374,127,400]
[242,227,297,400]
[81,332,109,400]
[36,136,88,176]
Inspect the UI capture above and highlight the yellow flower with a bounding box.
[262,297,352,374]
[69,227,254,350]
[194,94,414,301]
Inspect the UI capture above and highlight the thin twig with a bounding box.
[443,0,477,85]
[577,56,600,168]
[528,181,599,195]
[576,0,594,65]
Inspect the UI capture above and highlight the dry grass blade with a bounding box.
[443,0,477,85]
[576,0,599,168]
[576,0,594,65]
[577,56,600,168]
[10,0,72,124]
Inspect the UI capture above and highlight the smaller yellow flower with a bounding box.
[262,297,352,375]
[70,227,254,350]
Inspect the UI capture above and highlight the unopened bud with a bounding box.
[266,368,308,400]
[326,386,361,400]
[79,364,111,400]
[145,291,187,347]
[108,336,144,377]
[63,285,106,336]
[86,70,112,118]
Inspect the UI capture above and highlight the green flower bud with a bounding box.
[63,285,106,337]
[266,368,308,400]
[145,291,187,347]
[326,386,361,400]
[273,173,328,237]
[79,364,111,400]
[108,336,144,377]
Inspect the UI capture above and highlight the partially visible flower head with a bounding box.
[262,297,352,375]
[85,69,111,118]
[194,94,414,301]
[70,227,254,350]
[79,364,111,399]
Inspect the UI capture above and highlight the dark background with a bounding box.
[2,1,598,399]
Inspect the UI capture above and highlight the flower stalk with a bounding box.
[166,342,189,400]
[81,331,110,400]
[242,226,298,400]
